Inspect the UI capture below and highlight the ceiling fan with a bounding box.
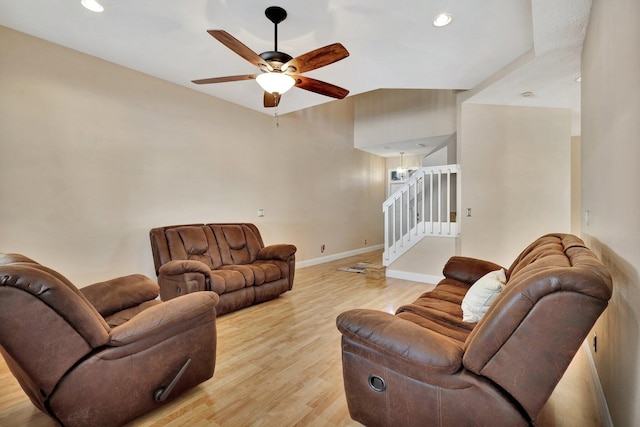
[192,6,350,108]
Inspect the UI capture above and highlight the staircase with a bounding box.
[383,164,460,266]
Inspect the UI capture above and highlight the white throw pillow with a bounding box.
[461,269,507,323]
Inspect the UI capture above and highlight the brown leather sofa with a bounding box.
[150,223,296,315]
[0,253,218,427]
[337,233,612,427]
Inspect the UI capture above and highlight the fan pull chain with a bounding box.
[274,93,280,127]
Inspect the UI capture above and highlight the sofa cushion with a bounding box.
[461,269,506,323]
[250,262,283,283]
[165,226,222,269]
[396,309,474,343]
[103,300,162,328]
[211,224,262,265]
[218,262,283,286]
[506,235,567,279]
[209,269,247,293]
[80,274,159,318]
[396,279,474,343]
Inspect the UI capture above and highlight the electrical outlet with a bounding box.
[321,244,325,253]
[364,239,367,245]
[593,333,597,353]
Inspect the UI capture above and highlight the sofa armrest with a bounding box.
[442,256,505,285]
[157,260,214,300]
[158,259,212,276]
[336,309,464,375]
[108,291,219,347]
[81,274,160,318]
[258,244,297,262]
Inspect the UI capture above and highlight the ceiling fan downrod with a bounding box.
[265,6,287,52]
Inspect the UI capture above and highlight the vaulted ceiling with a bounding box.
[0,0,589,133]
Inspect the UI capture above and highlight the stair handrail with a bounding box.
[383,164,460,266]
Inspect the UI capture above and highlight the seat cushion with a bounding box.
[209,269,247,293]
[81,274,159,318]
[103,300,163,328]
[396,279,476,344]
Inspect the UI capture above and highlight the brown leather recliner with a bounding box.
[0,253,219,427]
[337,233,613,426]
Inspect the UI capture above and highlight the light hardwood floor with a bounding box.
[0,251,603,426]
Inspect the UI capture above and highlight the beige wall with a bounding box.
[581,0,640,425]
[0,26,386,285]
[571,136,581,234]
[387,236,457,282]
[459,103,572,267]
[354,89,457,150]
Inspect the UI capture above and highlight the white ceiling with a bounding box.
[0,0,589,131]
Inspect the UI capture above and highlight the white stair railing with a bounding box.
[383,164,460,266]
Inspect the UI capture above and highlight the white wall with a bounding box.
[0,26,386,285]
[581,0,640,425]
[459,103,572,267]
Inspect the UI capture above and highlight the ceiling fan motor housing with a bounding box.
[259,51,294,72]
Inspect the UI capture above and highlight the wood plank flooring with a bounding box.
[0,251,604,426]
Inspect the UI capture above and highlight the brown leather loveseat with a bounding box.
[337,233,612,427]
[0,253,218,427]
[150,223,296,315]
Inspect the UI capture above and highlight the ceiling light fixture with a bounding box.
[397,152,407,180]
[255,72,296,95]
[433,13,453,27]
[521,91,534,97]
[81,0,104,12]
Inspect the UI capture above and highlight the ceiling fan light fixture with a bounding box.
[433,13,452,27]
[256,72,295,95]
[81,0,104,12]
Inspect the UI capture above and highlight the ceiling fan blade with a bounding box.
[192,74,257,84]
[293,75,349,99]
[283,43,349,74]
[264,92,280,108]
[207,30,272,71]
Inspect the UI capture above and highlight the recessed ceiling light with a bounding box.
[81,0,104,13]
[416,143,426,148]
[433,13,452,27]
[521,91,534,98]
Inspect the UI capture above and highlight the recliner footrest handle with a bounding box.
[154,358,192,403]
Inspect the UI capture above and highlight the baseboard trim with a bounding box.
[385,269,443,284]
[296,244,384,269]
[582,340,614,427]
